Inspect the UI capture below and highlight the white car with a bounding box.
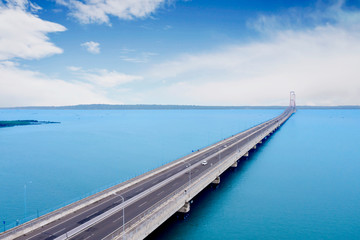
[202,160,207,165]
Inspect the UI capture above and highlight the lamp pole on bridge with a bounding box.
[121,196,125,239]
[119,195,125,240]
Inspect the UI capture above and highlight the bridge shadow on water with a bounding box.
[146,132,277,240]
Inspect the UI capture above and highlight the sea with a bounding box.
[0,109,359,239]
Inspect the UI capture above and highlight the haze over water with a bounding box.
[1,109,359,239]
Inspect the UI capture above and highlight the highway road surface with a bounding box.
[8,107,294,240]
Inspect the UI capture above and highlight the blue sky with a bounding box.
[1,0,360,106]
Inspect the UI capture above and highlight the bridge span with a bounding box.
[1,97,296,240]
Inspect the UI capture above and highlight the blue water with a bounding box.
[1,109,360,239]
[0,109,280,229]
[150,109,360,239]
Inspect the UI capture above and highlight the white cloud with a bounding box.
[119,50,158,63]
[81,41,100,54]
[67,66,82,71]
[2,0,359,107]
[56,0,167,24]
[0,1,66,61]
[143,3,360,106]
[0,61,114,107]
[0,1,136,107]
[69,66,142,88]
[246,0,360,34]
[164,24,172,30]
[29,1,42,12]
[2,0,29,10]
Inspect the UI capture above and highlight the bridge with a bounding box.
[0,92,296,240]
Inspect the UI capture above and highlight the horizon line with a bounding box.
[1,104,359,110]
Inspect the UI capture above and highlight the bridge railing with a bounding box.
[1,122,241,239]
[104,110,295,240]
[103,109,294,239]
[1,108,294,240]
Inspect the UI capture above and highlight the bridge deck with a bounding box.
[1,107,295,240]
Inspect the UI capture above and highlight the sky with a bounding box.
[1,0,360,107]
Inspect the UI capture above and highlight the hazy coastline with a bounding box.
[1,104,359,110]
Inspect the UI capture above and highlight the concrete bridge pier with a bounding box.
[231,161,238,168]
[212,176,220,184]
[244,152,249,157]
[178,202,190,213]
[252,145,257,150]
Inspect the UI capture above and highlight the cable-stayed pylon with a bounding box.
[290,91,296,110]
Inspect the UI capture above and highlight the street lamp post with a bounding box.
[119,195,125,240]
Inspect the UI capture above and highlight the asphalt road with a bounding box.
[13,107,294,240]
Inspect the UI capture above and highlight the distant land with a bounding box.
[1,104,359,110]
[0,120,60,128]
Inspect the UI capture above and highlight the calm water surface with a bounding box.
[150,109,360,239]
[1,109,359,239]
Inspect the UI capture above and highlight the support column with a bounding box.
[212,176,220,184]
[253,145,257,150]
[178,202,190,213]
[231,161,238,168]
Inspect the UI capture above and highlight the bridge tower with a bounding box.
[290,91,296,111]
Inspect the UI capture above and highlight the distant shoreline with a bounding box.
[0,120,60,128]
[0,104,359,110]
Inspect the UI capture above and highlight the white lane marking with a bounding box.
[112,216,123,223]
[101,112,292,240]
[55,114,289,240]
[138,201,147,208]
[56,161,204,240]
[29,193,121,239]
[83,234,94,240]
[53,228,66,236]
[85,211,98,219]
[157,191,164,196]
[36,113,289,240]
[30,114,281,240]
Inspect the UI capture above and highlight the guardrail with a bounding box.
[1,110,292,240]
[0,108,294,240]
[0,142,224,239]
[104,109,294,240]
